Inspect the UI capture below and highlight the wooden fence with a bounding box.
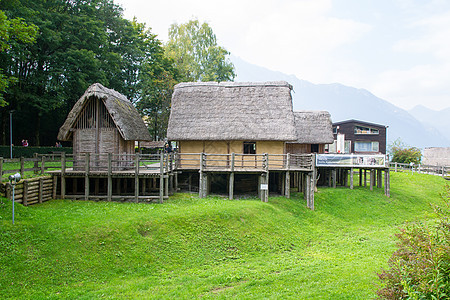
[389,162,449,177]
[1,176,54,206]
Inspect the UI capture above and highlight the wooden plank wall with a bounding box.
[1,176,54,206]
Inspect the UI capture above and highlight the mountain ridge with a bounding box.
[231,55,449,149]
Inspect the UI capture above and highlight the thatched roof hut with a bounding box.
[58,83,151,142]
[291,111,334,144]
[167,81,297,141]
[58,83,151,169]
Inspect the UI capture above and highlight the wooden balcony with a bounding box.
[175,153,314,172]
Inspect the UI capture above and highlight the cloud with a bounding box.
[371,10,450,109]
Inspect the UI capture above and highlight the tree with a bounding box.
[0,9,37,106]
[0,0,176,145]
[165,19,235,82]
[389,138,422,165]
[377,185,450,299]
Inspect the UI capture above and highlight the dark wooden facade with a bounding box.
[332,120,387,154]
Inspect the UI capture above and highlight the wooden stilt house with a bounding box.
[57,83,151,170]
[167,81,319,204]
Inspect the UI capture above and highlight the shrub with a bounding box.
[377,185,450,299]
[389,138,422,164]
[0,146,73,158]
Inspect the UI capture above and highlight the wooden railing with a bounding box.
[174,153,314,171]
[0,152,177,180]
[389,162,449,177]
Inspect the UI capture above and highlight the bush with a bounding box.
[377,185,450,299]
[0,146,73,158]
[389,138,422,164]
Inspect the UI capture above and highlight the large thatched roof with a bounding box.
[167,81,297,141]
[58,83,151,141]
[291,111,334,144]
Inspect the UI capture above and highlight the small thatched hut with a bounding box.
[58,83,151,169]
[167,81,298,156]
[287,111,334,154]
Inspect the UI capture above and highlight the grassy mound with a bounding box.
[0,172,447,299]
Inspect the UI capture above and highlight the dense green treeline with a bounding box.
[0,0,235,146]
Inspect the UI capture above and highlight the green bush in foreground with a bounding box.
[377,185,450,299]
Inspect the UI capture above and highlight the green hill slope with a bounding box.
[0,172,447,299]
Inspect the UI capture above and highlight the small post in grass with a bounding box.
[9,172,21,224]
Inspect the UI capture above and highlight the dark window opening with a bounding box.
[243,141,256,154]
[311,144,319,153]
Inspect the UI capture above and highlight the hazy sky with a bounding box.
[115,0,450,111]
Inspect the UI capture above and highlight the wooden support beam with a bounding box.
[39,178,43,204]
[305,173,310,205]
[135,154,139,203]
[107,153,112,201]
[23,180,28,206]
[84,153,90,200]
[20,156,25,178]
[364,169,367,187]
[350,168,354,189]
[285,171,290,198]
[61,152,66,199]
[40,155,45,174]
[52,176,57,200]
[370,169,374,191]
[308,171,315,210]
[384,168,390,197]
[377,169,382,188]
[159,152,164,203]
[359,169,362,186]
[229,153,235,200]
[229,173,234,200]
[332,168,337,188]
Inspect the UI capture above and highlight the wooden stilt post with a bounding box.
[285,153,290,199]
[370,169,374,191]
[41,155,45,175]
[384,168,390,197]
[134,153,139,203]
[39,178,43,204]
[377,169,382,188]
[350,167,354,189]
[52,175,57,200]
[20,156,25,178]
[298,172,302,192]
[260,153,269,202]
[159,152,164,203]
[359,169,362,186]
[61,152,66,199]
[107,153,112,201]
[309,171,315,210]
[328,169,332,187]
[364,169,367,187]
[23,180,29,206]
[84,153,90,200]
[332,168,337,188]
[199,153,204,198]
[229,153,235,200]
[305,173,310,204]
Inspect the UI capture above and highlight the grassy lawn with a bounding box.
[0,172,447,299]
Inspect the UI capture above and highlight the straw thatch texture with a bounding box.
[291,111,334,144]
[58,83,151,141]
[167,81,297,141]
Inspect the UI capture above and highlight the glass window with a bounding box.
[354,141,379,152]
[243,141,256,154]
[354,125,379,135]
